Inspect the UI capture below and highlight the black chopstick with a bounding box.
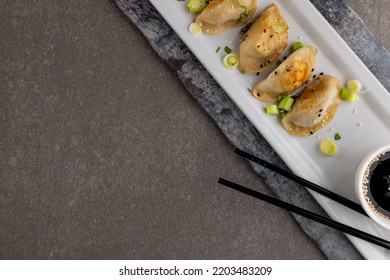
[218,178,390,250]
[234,148,367,216]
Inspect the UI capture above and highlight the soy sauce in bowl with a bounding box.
[363,151,390,219]
[356,144,390,229]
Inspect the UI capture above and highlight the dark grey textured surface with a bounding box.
[0,0,388,259]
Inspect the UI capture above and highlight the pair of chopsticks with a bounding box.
[218,148,390,250]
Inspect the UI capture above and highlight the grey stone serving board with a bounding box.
[115,0,390,259]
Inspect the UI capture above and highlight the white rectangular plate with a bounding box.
[150,0,390,259]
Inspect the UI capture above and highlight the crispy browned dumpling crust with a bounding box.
[282,75,342,137]
[195,0,257,35]
[239,3,288,74]
[252,45,317,102]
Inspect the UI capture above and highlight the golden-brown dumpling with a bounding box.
[282,75,342,137]
[252,45,317,102]
[239,3,288,74]
[195,0,257,35]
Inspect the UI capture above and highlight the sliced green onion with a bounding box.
[216,46,221,53]
[224,46,232,54]
[320,139,339,156]
[279,111,287,118]
[189,23,201,34]
[345,92,358,102]
[187,0,207,13]
[347,79,362,93]
[341,87,350,99]
[291,41,304,52]
[277,96,294,111]
[341,85,359,102]
[265,104,279,115]
[236,0,248,16]
[334,133,342,141]
[222,53,239,69]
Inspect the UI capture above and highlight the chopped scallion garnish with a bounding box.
[345,92,358,102]
[222,53,239,69]
[320,139,338,156]
[334,133,342,141]
[347,80,362,93]
[216,46,221,53]
[291,41,304,52]
[189,23,201,34]
[187,0,207,13]
[277,96,294,111]
[341,79,363,103]
[236,0,249,16]
[265,104,279,115]
[224,46,232,54]
[341,87,350,99]
[341,87,358,102]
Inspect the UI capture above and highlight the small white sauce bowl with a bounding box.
[355,144,390,230]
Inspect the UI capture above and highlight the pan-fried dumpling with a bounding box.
[252,45,317,102]
[239,3,288,74]
[282,75,342,137]
[195,0,257,35]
